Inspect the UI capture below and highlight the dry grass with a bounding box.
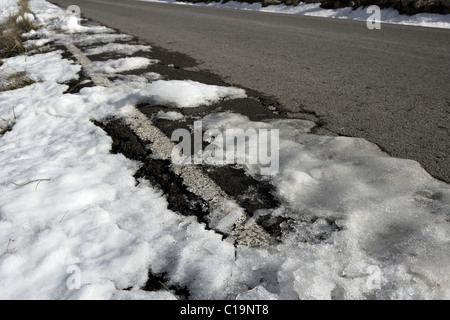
[0,1,39,137]
[0,121,14,136]
[0,0,37,58]
[0,107,17,137]
[0,71,35,92]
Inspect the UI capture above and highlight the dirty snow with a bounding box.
[0,0,449,301]
[84,43,152,56]
[140,80,247,108]
[201,112,450,299]
[90,57,159,74]
[155,110,186,121]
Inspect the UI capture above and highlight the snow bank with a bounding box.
[156,110,186,121]
[27,0,110,33]
[259,3,450,28]
[141,0,450,29]
[0,108,235,299]
[0,79,247,301]
[0,113,145,299]
[28,0,68,26]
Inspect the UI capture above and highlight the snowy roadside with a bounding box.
[0,0,247,300]
[141,0,450,29]
[0,0,449,300]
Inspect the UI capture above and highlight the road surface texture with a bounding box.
[50,0,450,182]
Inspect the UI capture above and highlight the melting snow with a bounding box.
[0,0,448,300]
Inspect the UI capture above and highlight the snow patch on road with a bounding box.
[140,80,247,108]
[110,73,163,89]
[90,57,159,74]
[201,112,450,299]
[84,43,152,56]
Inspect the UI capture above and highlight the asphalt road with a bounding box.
[50,0,450,182]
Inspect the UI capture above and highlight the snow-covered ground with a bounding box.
[0,0,449,300]
[142,0,450,29]
[0,0,20,24]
